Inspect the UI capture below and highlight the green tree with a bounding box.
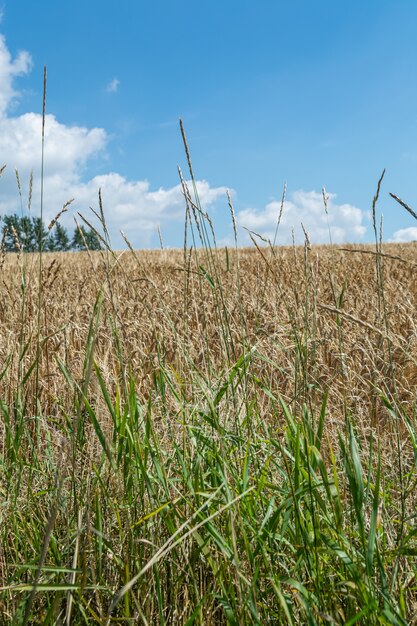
[32,216,50,251]
[1,215,103,253]
[1,214,53,252]
[84,227,102,251]
[1,214,23,251]
[51,222,71,251]
[72,225,102,251]
[72,225,87,251]
[19,216,36,251]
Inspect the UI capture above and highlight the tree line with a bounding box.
[0,214,102,252]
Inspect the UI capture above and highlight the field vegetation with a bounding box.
[1,124,417,624]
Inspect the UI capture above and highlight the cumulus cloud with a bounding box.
[389,227,417,243]
[0,113,106,175]
[105,78,120,93]
[64,175,227,246]
[237,190,367,245]
[0,33,228,247]
[0,34,32,116]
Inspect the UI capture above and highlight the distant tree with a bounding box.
[1,214,23,251]
[0,214,103,253]
[32,216,50,251]
[72,225,102,251]
[72,225,87,251]
[84,227,102,251]
[19,216,36,251]
[51,222,71,251]
[0,214,53,252]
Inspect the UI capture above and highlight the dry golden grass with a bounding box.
[1,242,416,436]
[1,240,417,624]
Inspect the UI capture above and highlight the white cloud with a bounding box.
[0,34,227,247]
[0,34,32,115]
[389,227,417,243]
[105,78,120,93]
[64,174,227,247]
[237,190,367,245]
[0,113,106,174]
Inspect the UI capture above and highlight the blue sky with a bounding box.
[0,0,417,247]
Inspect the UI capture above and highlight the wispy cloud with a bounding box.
[105,77,120,93]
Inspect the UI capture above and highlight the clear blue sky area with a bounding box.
[1,0,417,247]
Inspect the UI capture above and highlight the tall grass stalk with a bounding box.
[34,66,47,412]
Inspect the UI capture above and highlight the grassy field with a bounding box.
[1,203,417,625]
